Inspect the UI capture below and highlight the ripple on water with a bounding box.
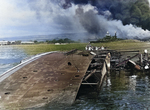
[0,46,28,75]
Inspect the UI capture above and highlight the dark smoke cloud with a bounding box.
[71,0,150,31]
[58,0,72,9]
[76,6,103,35]
[27,0,150,40]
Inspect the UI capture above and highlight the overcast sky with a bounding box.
[0,0,83,38]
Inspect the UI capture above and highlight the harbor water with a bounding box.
[1,45,150,110]
[0,45,28,75]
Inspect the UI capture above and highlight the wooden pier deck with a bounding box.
[0,50,93,109]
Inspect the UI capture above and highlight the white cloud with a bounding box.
[0,1,35,26]
[0,0,60,37]
[0,0,86,38]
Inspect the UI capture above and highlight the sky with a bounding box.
[0,0,80,38]
[0,0,38,38]
[1,0,150,40]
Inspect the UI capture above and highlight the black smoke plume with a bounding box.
[76,6,104,35]
[62,0,150,31]
[29,0,150,40]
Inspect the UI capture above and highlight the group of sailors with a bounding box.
[85,44,105,51]
[142,49,149,70]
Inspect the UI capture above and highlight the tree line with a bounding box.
[34,38,76,44]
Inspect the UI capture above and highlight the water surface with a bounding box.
[0,45,28,74]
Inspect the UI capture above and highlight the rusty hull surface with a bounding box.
[0,51,93,109]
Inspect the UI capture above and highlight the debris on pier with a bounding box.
[82,50,111,91]
[110,49,150,72]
